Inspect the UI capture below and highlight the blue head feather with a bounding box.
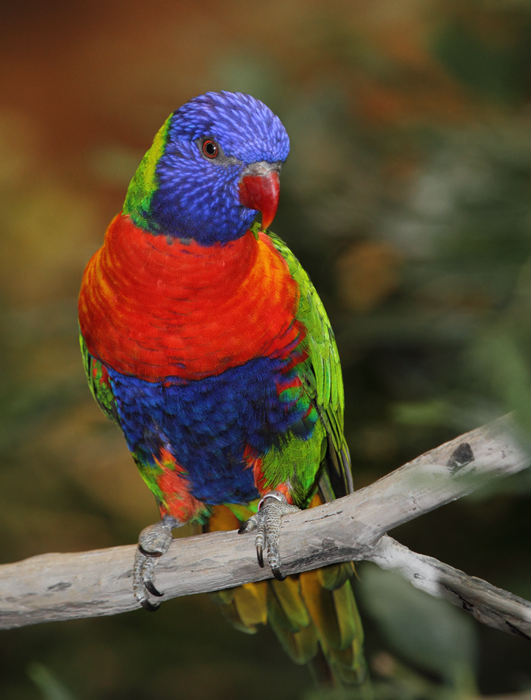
[124,91,290,245]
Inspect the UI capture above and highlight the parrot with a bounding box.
[78,90,367,686]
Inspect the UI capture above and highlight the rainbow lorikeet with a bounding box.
[78,91,366,685]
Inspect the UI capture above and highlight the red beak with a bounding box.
[238,164,280,231]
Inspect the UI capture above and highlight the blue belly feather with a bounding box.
[108,354,310,505]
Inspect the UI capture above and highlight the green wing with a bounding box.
[267,231,353,499]
[79,329,120,424]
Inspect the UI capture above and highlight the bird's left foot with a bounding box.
[238,491,299,580]
[133,515,178,611]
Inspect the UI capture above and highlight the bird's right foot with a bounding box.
[238,491,299,581]
[133,515,177,611]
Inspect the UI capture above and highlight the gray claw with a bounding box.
[133,515,177,610]
[138,545,163,558]
[145,580,164,597]
[256,543,264,568]
[272,567,286,582]
[238,514,258,534]
[141,599,161,612]
[239,491,299,578]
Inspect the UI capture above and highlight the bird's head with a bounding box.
[123,91,290,245]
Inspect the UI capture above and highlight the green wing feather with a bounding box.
[264,233,366,686]
[267,231,353,498]
[79,330,119,424]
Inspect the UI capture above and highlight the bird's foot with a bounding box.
[238,491,299,581]
[133,515,178,611]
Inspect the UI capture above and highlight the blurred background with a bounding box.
[1,0,531,697]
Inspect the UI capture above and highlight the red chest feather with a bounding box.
[78,214,302,381]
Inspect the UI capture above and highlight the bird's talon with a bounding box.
[140,599,161,612]
[240,490,300,578]
[238,514,258,534]
[138,545,163,558]
[272,567,286,582]
[145,580,164,597]
[133,516,177,612]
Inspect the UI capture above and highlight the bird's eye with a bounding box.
[202,139,219,159]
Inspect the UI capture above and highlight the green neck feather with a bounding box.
[122,114,172,229]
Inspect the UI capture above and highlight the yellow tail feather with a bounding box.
[233,582,267,628]
[269,611,319,664]
[268,576,312,631]
[205,504,368,687]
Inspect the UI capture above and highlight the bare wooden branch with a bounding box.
[366,536,531,640]
[1,413,530,635]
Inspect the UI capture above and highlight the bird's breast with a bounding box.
[78,214,303,381]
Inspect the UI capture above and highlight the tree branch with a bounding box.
[1,414,530,636]
[366,536,531,640]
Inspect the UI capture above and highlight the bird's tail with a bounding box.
[205,499,369,690]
